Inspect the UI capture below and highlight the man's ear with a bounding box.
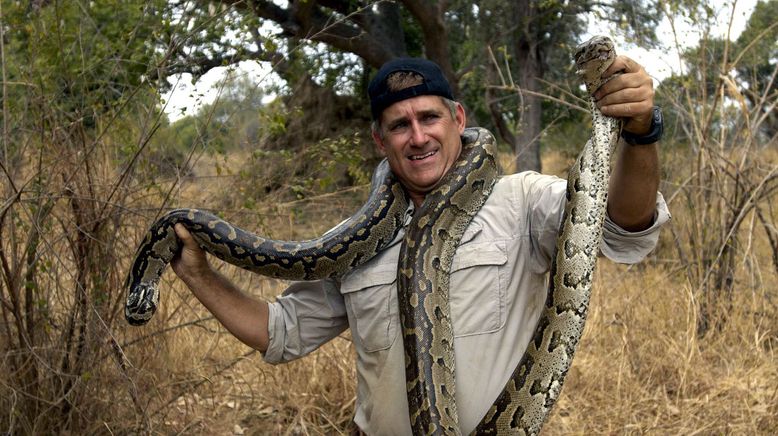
[372,129,387,156]
[455,102,466,134]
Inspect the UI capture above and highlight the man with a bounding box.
[171,57,670,434]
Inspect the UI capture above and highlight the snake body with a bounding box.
[393,36,620,434]
[124,159,408,325]
[126,35,620,435]
[124,130,491,326]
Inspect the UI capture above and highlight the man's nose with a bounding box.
[409,121,428,146]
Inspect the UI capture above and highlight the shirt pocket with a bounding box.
[449,240,508,337]
[341,263,398,352]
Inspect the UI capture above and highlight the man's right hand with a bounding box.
[171,223,212,281]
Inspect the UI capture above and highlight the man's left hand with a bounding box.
[592,55,655,135]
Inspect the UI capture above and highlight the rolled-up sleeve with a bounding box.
[263,278,348,364]
[600,191,671,264]
[513,171,670,271]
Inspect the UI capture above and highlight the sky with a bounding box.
[161,0,759,122]
[612,0,759,83]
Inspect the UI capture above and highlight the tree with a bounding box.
[162,0,661,172]
[733,0,777,139]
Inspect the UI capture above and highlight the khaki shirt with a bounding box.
[264,171,671,434]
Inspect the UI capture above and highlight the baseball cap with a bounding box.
[368,57,454,120]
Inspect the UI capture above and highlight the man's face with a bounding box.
[372,95,466,206]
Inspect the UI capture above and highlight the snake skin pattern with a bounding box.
[124,158,408,325]
[398,127,498,434]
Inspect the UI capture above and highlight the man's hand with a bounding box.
[592,55,655,135]
[171,223,212,280]
[594,55,660,232]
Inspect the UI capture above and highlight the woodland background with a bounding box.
[0,0,776,434]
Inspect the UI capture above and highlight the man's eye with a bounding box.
[390,121,408,131]
[422,113,440,122]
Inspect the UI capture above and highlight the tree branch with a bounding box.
[398,0,457,93]
[242,0,401,67]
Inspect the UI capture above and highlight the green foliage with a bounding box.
[444,0,659,164]
[148,67,372,209]
[657,0,778,142]
[309,132,372,189]
[145,116,201,176]
[237,127,371,204]
[735,0,777,82]
[4,0,164,127]
[296,44,365,95]
[147,70,274,176]
[164,1,661,165]
[733,0,777,137]
[399,7,425,57]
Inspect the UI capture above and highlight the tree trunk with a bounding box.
[512,0,543,173]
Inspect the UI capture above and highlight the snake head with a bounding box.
[574,35,616,95]
[125,281,159,326]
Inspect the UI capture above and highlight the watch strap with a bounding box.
[621,106,663,145]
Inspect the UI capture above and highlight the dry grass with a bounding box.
[548,260,777,434]
[107,144,778,435]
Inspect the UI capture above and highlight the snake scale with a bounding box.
[125,36,620,435]
[398,127,498,433]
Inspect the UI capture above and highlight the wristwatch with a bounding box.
[621,106,663,145]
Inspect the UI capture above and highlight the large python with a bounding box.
[124,159,407,325]
[398,127,498,433]
[470,35,621,434]
[125,35,620,436]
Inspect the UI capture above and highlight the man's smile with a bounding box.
[408,150,438,161]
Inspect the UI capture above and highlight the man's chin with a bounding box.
[406,179,445,200]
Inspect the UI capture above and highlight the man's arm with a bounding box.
[171,223,270,352]
[594,55,660,232]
